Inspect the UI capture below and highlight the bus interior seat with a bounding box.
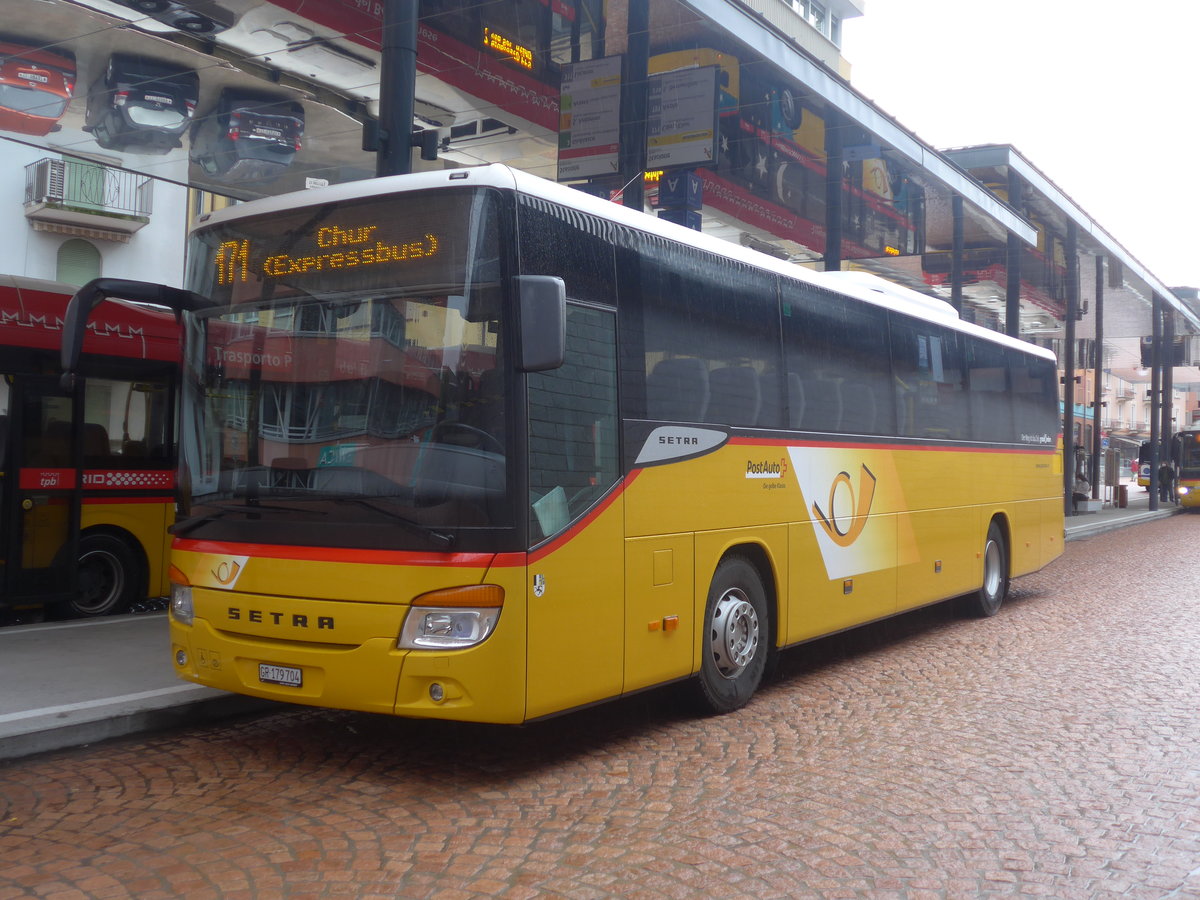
[841,380,877,433]
[647,357,709,423]
[799,375,842,432]
[37,420,71,466]
[967,368,1009,439]
[757,371,803,429]
[707,365,761,426]
[83,423,111,462]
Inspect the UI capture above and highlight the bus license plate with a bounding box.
[259,663,302,687]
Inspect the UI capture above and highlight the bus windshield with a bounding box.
[1178,432,1200,474]
[178,188,510,551]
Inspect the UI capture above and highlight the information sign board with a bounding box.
[646,66,718,170]
[557,55,623,180]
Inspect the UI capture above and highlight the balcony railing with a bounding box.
[23,158,152,239]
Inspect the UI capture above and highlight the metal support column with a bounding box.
[1062,221,1078,514]
[375,0,419,177]
[950,194,963,314]
[619,0,649,212]
[1149,294,1162,511]
[823,109,843,271]
[1090,254,1104,499]
[1162,308,1175,448]
[1005,168,1023,338]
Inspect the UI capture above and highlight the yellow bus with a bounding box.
[61,165,1063,720]
[2,275,178,618]
[1170,429,1200,508]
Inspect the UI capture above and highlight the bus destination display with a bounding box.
[214,225,441,286]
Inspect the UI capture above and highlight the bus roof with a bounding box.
[193,164,1056,363]
[0,274,179,363]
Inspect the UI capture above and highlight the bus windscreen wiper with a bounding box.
[333,497,455,549]
[170,501,327,536]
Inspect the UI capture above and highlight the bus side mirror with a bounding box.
[515,275,565,372]
[60,278,215,390]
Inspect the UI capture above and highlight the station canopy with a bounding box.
[8,0,1199,385]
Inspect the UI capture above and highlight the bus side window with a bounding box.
[528,305,619,542]
[626,241,781,428]
[966,342,1012,442]
[890,320,966,440]
[782,281,891,435]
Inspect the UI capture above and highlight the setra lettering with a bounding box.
[226,608,335,630]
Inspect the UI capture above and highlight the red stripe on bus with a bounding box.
[527,470,641,563]
[18,468,174,490]
[726,436,1058,454]
[172,537,517,569]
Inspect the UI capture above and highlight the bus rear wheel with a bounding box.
[70,533,140,618]
[962,521,1009,618]
[694,556,769,714]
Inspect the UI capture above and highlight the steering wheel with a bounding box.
[431,421,503,454]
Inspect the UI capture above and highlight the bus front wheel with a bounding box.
[694,556,769,714]
[70,533,140,618]
[963,521,1009,618]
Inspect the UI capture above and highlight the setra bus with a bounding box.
[1,275,178,618]
[61,165,1064,721]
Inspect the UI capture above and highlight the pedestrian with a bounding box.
[1159,462,1175,503]
[1072,472,1091,513]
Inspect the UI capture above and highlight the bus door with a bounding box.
[0,375,79,605]
[523,304,625,718]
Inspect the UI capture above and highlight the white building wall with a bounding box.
[1,140,188,287]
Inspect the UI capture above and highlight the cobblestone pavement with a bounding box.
[4,517,1200,899]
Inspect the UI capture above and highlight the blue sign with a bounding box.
[658,171,703,210]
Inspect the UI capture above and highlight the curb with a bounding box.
[0,693,276,763]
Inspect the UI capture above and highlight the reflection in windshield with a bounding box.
[180,292,508,549]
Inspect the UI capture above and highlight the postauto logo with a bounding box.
[745,457,787,478]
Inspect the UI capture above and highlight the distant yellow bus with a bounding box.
[1171,429,1200,508]
[63,165,1063,721]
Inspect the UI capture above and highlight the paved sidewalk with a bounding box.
[1062,479,1184,540]
[0,484,1183,763]
[0,614,270,762]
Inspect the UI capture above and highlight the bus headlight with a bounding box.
[170,583,194,625]
[1178,486,1189,497]
[398,585,503,650]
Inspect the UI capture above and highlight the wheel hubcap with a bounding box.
[710,588,759,678]
[77,550,124,614]
[982,539,1002,599]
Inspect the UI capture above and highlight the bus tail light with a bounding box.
[399,585,503,650]
[169,563,194,625]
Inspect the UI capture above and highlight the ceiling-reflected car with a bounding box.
[0,40,75,136]
[84,54,198,154]
[112,0,235,35]
[190,88,304,183]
